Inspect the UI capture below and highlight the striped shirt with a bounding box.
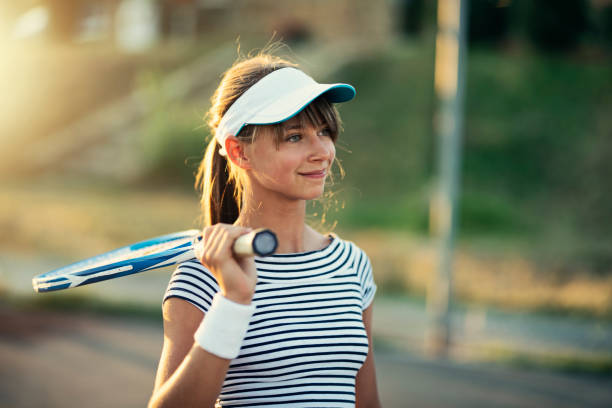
[163,234,377,407]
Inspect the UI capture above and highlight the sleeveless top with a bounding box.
[163,235,377,407]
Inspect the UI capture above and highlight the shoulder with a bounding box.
[170,260,220,295]
[331,234,377,309]
[328,233,371,270]
[163,259,220,313]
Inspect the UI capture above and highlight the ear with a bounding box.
[225,136,251,169]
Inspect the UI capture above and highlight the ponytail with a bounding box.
[195,137,240,226]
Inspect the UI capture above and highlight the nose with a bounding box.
[308,129,334,162]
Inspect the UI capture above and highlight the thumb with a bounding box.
[193,236,204,260]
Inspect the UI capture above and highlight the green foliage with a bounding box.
[462,48,612,270]
[464,50,594,196]
[459,191,530,235]
[398,0,426,36]
[468,0,511,47]
[601,5,612,48]
[332,44,434,198]
[136,71,207,187]
[332,42,611,271]
[337,194,430,232]
[523,0,589,52]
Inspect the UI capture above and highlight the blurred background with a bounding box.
[1,0,611,407]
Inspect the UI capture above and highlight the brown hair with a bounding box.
[195,50,343,226]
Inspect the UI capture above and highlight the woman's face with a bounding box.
[244,116,336,202]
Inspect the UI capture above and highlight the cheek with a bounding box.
[255,153,299,182]
[321,138,336,165]
[269,160,292,178]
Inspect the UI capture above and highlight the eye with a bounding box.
[318,127,332,137]
[286,134,302,142]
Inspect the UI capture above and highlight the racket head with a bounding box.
[32,229,200,293]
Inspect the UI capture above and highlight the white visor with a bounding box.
[215,67,355,156]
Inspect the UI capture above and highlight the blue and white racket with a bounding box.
[32,228,278,293]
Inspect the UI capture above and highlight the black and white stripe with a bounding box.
[163,235,377,407]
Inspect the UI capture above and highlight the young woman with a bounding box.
[148,50,381,408]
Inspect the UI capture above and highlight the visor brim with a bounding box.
[240,83,356,130]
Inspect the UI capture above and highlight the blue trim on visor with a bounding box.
[234,83,356,136]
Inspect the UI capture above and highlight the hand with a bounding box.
[194,224,257,305]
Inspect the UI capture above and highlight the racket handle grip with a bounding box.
[233,228,278,257]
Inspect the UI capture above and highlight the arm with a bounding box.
[355,303,382,408]
[148,298,230,408]
[149,224,258,408]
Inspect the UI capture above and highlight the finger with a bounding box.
[220,225,253,239]
[193,236,204,260]
[197,225,252,265]
[195,226,214,257]
[194,225,215,262]
[204,226,226,264]
[195,225,221,266]
[213,226,253,260]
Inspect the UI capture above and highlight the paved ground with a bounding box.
[1,305,611,408]
[2,252,612,407]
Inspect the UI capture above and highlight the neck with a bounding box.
[234,191,311,254]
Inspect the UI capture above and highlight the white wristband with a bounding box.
[194,293,255,360]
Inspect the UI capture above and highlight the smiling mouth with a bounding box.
[298,170,327,178]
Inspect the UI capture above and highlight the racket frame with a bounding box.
[32,230,200,293]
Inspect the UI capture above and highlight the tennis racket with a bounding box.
[32,228,278,293]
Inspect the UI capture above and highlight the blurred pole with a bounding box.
[427,0,468,357]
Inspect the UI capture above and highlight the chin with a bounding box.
[304,188,326,200]
[287,187,326,201]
